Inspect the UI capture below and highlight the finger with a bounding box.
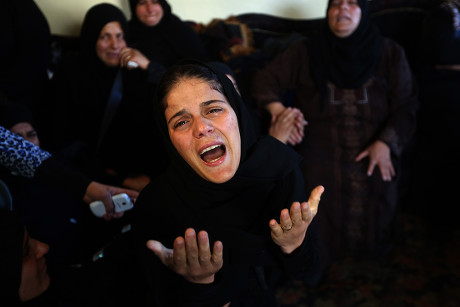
[307,185,324,216]
[289,202,302,225]
[269,219,283,236]
[172,236,187,269]
[211,241,224,269]
[300,201,313,222]
[146,240,173,265]
[355,150,368,162]
[197,231,211,265]
[184,228,199,267]
[279,208,293,231]
[367,160,376,176]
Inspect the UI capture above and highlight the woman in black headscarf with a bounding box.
[251,0,419,276]
[126,0,210,68]
[48,3,167,192]
[132,60,324,306]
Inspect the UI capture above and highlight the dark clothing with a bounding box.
[46,4,167,185]
[0,0,51,122]
[127,0,210,68]
[0,209,24,305]
[251,37,418,267]
[132,61,319,306]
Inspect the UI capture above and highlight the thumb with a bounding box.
[146,240,171,264]
[308,185,324,215]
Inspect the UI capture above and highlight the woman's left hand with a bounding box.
[355,140,395,181]
[270,185,324,254]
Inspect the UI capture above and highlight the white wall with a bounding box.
[35,0,327,36]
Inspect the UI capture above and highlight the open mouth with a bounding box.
[200,144,226,163]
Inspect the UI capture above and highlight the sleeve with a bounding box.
[377,38,419,157]
[0,126,91,198]
[250,39,309,109]
[0,126,52,178]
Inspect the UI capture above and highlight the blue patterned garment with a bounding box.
[0,126,51,178]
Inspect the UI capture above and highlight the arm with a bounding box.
[251,41,309,142]
[1,126,138,220]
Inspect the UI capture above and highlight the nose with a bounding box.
[339,0,349,9]
[193,116,214,138]
[109,36,119,49]
[31,238,50,259]
[146,1,155,12]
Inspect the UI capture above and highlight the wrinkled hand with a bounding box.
[269,107,300,144]
[287,108,307,146]
[270,185,324,254]
[119,47,151,70]
[146,228,223,284]
[267,102,307,146]
[355,140,395,181]
[83,181,139,221]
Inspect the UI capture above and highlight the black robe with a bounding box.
[132,61,320,306]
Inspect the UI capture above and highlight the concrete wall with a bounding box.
[35,0,327,36]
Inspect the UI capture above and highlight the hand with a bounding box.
[355,140,395,181]
[83,181,139,221]
[287,108,307,146]
[268,107,299,144]
[269,185,324,254]
[146,228,223,284]
[119,47,151,70]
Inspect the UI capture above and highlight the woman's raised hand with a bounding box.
[146,228,223,284]
[269,185,324,254]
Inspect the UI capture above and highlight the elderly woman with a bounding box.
[251,0,419,277]
[125,0,210,68]
[132,61,324,306]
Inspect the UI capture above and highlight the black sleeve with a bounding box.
[34,157,91,200]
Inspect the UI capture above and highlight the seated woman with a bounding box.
[125,0,210,69]
[47,3,168,192]
[132,61,324,306]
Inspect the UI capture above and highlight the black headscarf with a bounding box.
[127,0,209,66]
[0,209,24,305]
[312,0,382,90]
[0,100,35,130]
[80,3,128,69]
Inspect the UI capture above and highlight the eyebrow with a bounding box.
[166,99,225,125]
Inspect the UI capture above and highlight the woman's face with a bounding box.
[164,77,241,183]
[136,0,164,27]
[328,0,362,38]
[96,21,127,67]
[10,122,40,147]
[18,230,50,302]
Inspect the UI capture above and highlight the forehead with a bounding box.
[100,21,123,34]
[165,77,226,109]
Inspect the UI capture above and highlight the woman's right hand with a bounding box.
[119,47,151,70]
[146,228,223,284]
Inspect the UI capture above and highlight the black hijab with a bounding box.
[312,0,381,90]
[127,0,209,66]
[79,3,128,70]
[134,60,305,246]
[0,209,24,305]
